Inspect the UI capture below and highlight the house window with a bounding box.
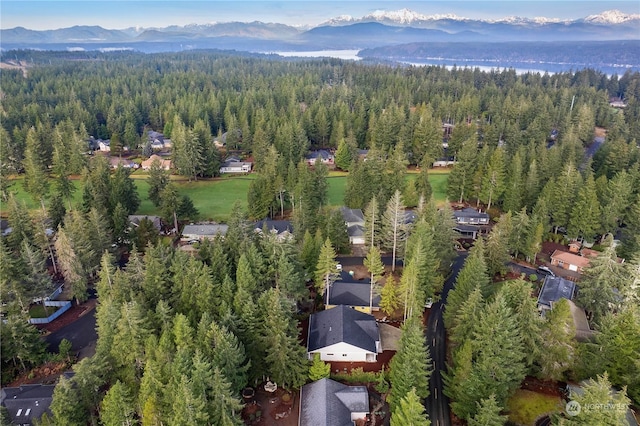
[558,261,564,267]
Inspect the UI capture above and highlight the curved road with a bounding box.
[425,253,467,426]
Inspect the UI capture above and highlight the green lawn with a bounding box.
[506,389,564,425]
[3,168,449,222]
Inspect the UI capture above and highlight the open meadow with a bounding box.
[2,168,449,222]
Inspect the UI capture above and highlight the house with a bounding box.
[1,219,11,237]
[147,130,172,150]
[141,155,172,170]
[453,207,490,225]
[326,272,380,313]
[307,305,381,362]
[550,250,591,273]
[340,207,366,245]
[568,240,582,253]
[109,157,138,169]
[299,378,369,426]
[219,160,252,174]
[181,224,228,241]
[128,215,162,232]
[97,139,111,152]
[253,220,293,241]
[567,300,595,342]
[305,150,334,166]
[357,149,368,161]
[1,383,56,425]
[537,275,576,311]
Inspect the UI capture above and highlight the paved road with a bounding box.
[425,252,468,426]
[44,307,97,354]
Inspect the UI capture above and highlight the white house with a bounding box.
[340,207,365,245]
[307,305,381,363]
[219,160,252,174]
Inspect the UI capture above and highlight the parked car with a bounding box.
[537,266,555,277]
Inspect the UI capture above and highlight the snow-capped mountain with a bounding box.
[320,8,639,28]
[583,9,640,24]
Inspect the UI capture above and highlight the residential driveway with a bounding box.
[379,323,401,351]
[44,308,97,355]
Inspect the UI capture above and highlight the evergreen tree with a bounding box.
[559,373,630,426]
[380,275,401,317]
[363,196,381,249]
[111,165,140,215]
[449,287,484,348]
[577,236,625,323]
[54,227,88,303]
[390,387,431,426]
[479,147,506,211]
[414,166,433,201]
[568,171,600,240]
[388,317,432,410]
[147,158,170,207]
[485,213,512,276]
[468,395,507,426]
[257,288,308,389]
[326,209,350,254]
[100,381,138,426]
[315,238,338,306]
[447,136,478,203]
[22,127,50,204]
[382,190,407,272]
[538,298,576,381]
[364,245,385,312]
[309,353,331,381]
[334,137,353,171]
[444,238,489,327]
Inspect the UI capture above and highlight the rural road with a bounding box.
[425,252,467,426]
[45,290,98,355]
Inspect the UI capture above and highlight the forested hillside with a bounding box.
[1,50,639,425]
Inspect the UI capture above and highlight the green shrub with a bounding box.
[331,367,378,384]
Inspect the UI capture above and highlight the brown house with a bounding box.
[550,250,591,273]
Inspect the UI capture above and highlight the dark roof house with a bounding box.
[1,384,56,425]
[299,378,369,426]
[129,215,162,232]
[453,207,490,225]
[327,276,380,312]
[307,305,381,362]
[537,276,576,311]
[253,220,293,239]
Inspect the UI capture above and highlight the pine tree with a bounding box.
[309,353,331,381]
[539,298,576,381]
[479,147,506,211]
[334,138,353,171]
[147,158,170,207]
[447,136,478,203]
[364,196,380,249]
[577,236,625,323]
[388,317,432,410]
[22,127,50,204]
[468,395,507,426]
[449,287,484,348]
[390,387,431,426]
[414,166,433,201]
[380,275,401,317]
[568,171,600,240]
[54,227,88,304]
[444,239,489,327]
[315,238,338,306]
[100,381,138,426]
[258,288,308,389]
[326,209,350,254]
[560,373,630,426]
[485,213,512,277]
[382,190,407,272]
[364,245,385,312]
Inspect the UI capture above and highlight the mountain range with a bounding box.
[1,9,639,49]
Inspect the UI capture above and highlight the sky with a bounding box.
[1,0,639,30]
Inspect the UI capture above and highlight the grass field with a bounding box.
[2,168,449,222]
[506,389,563,425]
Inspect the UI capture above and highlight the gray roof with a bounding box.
[308,305,380,353]
[221,160,252,168]
[1,384,56,425]
[254,220,293,235]
[128,215,162,231]
[300,378,369,426]
[340,207,365,225]
[327,273,380,308]
[538,276,576,309]
[347,224,365,238]
[182,224,228,237]
[453,207,489,219]
[306,150,333,160]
